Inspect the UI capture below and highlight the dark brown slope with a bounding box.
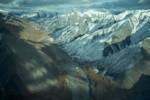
[0,13,74,100]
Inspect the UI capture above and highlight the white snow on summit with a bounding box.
[29,10,150,62]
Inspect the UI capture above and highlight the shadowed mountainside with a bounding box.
[0,13,150,100]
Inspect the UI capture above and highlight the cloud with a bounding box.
[19,0,92,5]
[0,0,149,10]
[7,0,114,6]
[0,0,14,4]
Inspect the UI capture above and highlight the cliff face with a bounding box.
[0,13,150,100]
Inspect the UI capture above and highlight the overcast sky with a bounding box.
[0,0,149,5]
[0,0,149,10]
[0,0,100,4]
[0,0,129,5]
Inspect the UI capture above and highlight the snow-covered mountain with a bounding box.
[1,5,149,75]
[0,1,150,100]
[15,9,149,75]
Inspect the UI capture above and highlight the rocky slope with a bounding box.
[37,10,150,60]
[0,11,150,100]
[22,10,150,76]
